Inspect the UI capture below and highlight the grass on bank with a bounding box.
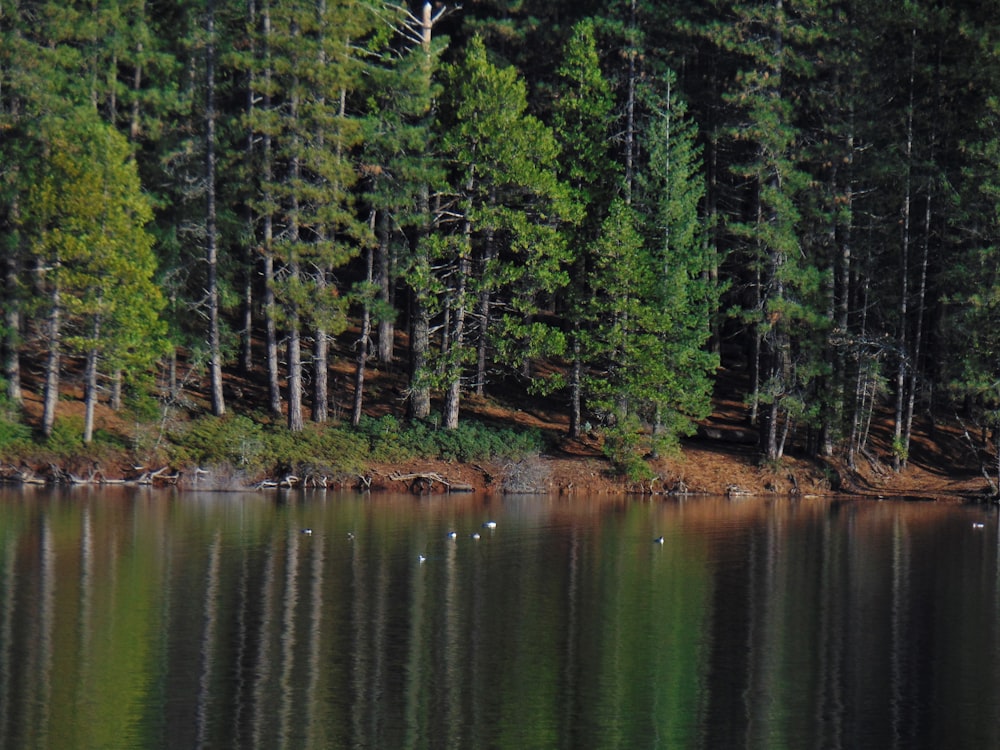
[0,394,549,483]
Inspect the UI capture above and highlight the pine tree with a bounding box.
[551,18,619,438]
[435,36,574,429]
[701,0,832,460]
[246,0,374,431]
[355,2,448,426]
[18,114,166,441]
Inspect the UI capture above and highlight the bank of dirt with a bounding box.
[6,359,994,501]
[362,378,992,501]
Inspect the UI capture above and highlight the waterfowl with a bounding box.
[301,528,313,536]
[483,521,497,529]
[471,532,481,540]
[447,531,458,539]
[654,536,665,544]
[973,522,985,529]
[418,554,427,563]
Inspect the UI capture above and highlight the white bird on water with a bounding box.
[418,554,427,563]
[654,536,665,544]
[483,521,497,529]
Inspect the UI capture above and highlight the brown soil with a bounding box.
[8,350,993,500]
[361,371,990,501]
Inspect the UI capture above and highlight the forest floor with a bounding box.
[8,345,996,501]
[359,366,993,502]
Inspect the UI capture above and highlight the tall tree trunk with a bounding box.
[206,0,225,417]
[409,284,431,420]
[893,28,917,472]
[568,330,582,438]
[261,3,281,419]
[288,304,303,432]
[405,5,440,421]
[110,369,122,411]
[903,189,931,466]
[240,0,258,376]
[2,247,21,406]
[264,253,281,417]
[42,281,61,439]
[474,225,495,397]
[376,211,394,364]
[83,317,101,444]
[352,244,374,427]
[312,286,329,423]
[444,223,471,429]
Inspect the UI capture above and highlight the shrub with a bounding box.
[169,414,266,470]
[0,415,31,452]
[46,416,85,455]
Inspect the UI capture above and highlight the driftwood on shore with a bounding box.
[388,471,474,494]
[1,462,181,487]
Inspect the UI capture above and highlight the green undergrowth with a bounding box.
[165,412,549,479]
[0,392,550,480]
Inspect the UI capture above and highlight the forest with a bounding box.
[2,0,1000,482]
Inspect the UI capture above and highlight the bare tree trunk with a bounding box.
[474,237,494,397]
[206,0,225,417]
[568,331,582,438]
[443,257,467,429]
[313,327,328,422]
[83,318,101,444]
[110,369,122,410]
[352,244,374,427]
[261,2,282,419]
[241,0,258,376]
[42,282,61,438]
[409,291,431,420]
[903,189,931,466]
[376,212,394,364]
[893,28,917,472]
[288,304,303,432]
[264,253,281,417]
[2,248,21,405]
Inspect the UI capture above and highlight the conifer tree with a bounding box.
[551,18,619,438]
[701,0,831,460]
[357,2,449,426]
[19,114,166,440]
[246,0,373,431]
[436,36,573,429]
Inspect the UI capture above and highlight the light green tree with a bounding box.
[436,36,575,429]
[20,114,167,441]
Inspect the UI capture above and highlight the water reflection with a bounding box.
[0,488,998,748]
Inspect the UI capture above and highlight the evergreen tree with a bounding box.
[551,18,619,438]
[701,0,832,460]
[355,1,448,426]
[248,0,374,431]
[18,114,166,440]
[435,36,574,429]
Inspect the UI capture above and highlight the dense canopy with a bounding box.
[2,0,999,475]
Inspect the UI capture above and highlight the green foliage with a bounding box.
[601,415,656,483]
[46,416,85,456]
[0,399,31,452]
[357,414,546,464]
[169,415,266,470]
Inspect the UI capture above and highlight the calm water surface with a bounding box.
[0,487,998,749]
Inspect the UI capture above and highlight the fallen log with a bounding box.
[387,471,474,494]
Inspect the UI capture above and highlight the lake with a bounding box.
[0,486,998,749]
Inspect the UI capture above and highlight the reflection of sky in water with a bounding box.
[0,488,997,749]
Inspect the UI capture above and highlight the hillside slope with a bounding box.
[5,349,992,499]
